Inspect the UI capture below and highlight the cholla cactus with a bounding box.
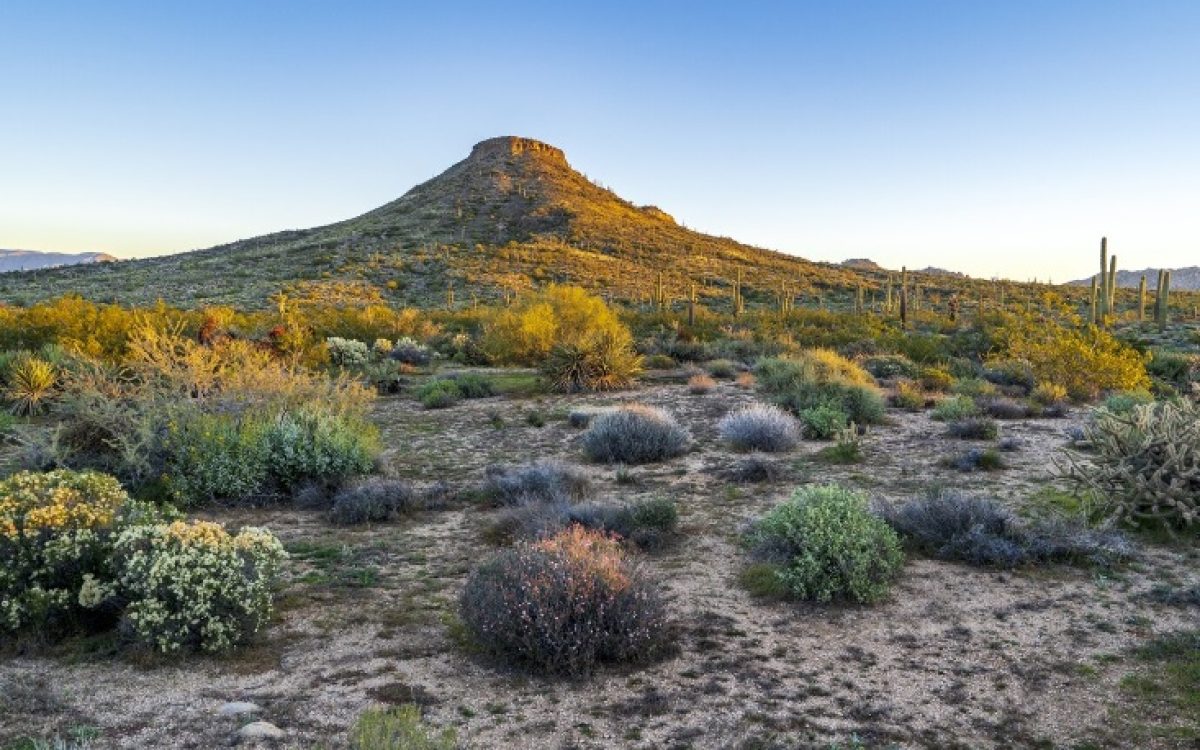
[326,337,370,367]
[1059,400,1200,529]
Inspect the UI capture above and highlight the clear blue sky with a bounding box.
[3,1,1198,282]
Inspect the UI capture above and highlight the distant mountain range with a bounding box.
[841,259,965,278]
[0,249,116,273]
[1068,267,1200,291]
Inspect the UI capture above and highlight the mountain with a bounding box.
[0,136,1045,310]
[0,250,116,273]
[1069,267,1200,291]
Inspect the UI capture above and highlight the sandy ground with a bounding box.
[1,377,1197,749]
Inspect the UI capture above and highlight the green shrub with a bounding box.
[798,402,849,440]
[350,705,456,750]
[418,379,461,409]
[931,395,979,422]
[705,359,739,379]
[744,484,903,603]
[946,417,999,440]
[756,353,885,428]
[262,407,379,491]
[1099,390,1154,416]
[863,354,919,380]
[449,373,495,399]
[114,520,285,653]
[166,407,378,506]
[891,379,926,411]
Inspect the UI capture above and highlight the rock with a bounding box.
[237,721,284,742]
[218,701,261,717]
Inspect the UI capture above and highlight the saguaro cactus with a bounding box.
[1155,269,1171,330]
[1099,238,1109,318]
[687,283,697,326]
[1138,275,1147,321]
[1089,277,1098,325]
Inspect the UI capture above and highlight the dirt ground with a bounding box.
[1,376,1197,749]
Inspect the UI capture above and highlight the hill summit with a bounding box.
[5,136,923,309]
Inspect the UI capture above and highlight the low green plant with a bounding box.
[350,705,457,750]
[418,379,461,409]
[931,395,979,421]
[798,402,849,440]
[744,484,903,603]
[5,355,56,416]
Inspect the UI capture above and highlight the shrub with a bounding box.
[978,396,1031,420]
[718,404,800,452]
[798,401,849,440]
[0,411,16,440]
[946,417,999,440]
[350,705,456,750]
[705,359,738,379]
[1099,390,1154,416]
[166,407,379,506]
[582,405,689,464]
[417,379,461,409]
[483,286,642,392]
[390,337,433,366]
[643,353,676,370]
[734,371,757,389]
[5,355,56,416]
[569,497,678,550]
[951,377,997,399]
[1031,382,1069,406]
[891,379,926,411]
[863,354,919,380]
[448,373,495,399]
[724,454,783,483]
[817,424,863,464]
[566,407,606,428]
[756,353,884,428]
[1000,321,1149,401]
[0,470,147,638]
[941,447,1006,472]
[459,526,669,674]
[919,366,954,392]
[687,373,717,394]
[114,520,285,653]
[931,395,979,422]
[481,460,590,506]
[879,492,1132,568]
[329,478,417,525]
[744,485,903,603]
[261,407,379,491]
[327,337,371,367]
[1147,350,1199,390]
[983,359,1036,392]
[1061,401,1200,529]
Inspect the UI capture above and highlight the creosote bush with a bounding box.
[744,484,903,603]
[459,526,669,674]
[718,403,800,453]
[582,404,689,464]
[879,491,1132,568]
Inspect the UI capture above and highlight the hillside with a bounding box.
[1069,266,1200,291]
[0,136,1075,311]
[0,249,115,273]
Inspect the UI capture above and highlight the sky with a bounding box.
[2,1,1198,282]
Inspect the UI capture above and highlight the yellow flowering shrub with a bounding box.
[0,470,148,636]
[999,323,1149,402]
[114,520,285,653]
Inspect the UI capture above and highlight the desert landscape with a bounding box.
[2,5,1198,749]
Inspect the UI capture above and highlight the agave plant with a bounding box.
[6,355,56,416]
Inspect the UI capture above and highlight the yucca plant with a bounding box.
[6,355,56,416]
